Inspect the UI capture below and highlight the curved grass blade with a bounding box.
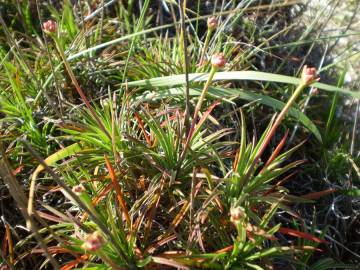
[125,71,359,99]
[28,143,83,228]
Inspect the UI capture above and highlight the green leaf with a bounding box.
[67,23,175,61]
[136,256,152,267]
[62,0,78,38]
[325,69,346,138]
[245,263,265,270]
[309,258,356,270]
[245,247,292,261]
[28,143,85,227]
[31,143,83,179]
[124,71,359,99]
[342,189,360,196]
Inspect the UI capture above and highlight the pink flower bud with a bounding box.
[72,184,85,195]
[42,20,57,34]
[211,53,226,68]
[301,65,319,85]
[207,16,217,30]
[82,231,104,251]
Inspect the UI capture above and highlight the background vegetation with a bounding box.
[0,0,359,269]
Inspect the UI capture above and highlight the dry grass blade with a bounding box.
[80,182,113,223]
[194,101,221,135]
[302,188,338,200]
[169,200,190,232]
[104,154,131,227]
[145,235,177,254]
[0,249,15,270]
[134,111,152,146]
[179,0,191,134]
[35,211,65,223]
[0,146,60,269]
[60,254,89,270]
[263,172,297,196]
[144,177,165,243]
[143,191,161,243]
[152,256,190,270]
[278,227,327,244]
[260,129,289,173]
[5,223,14,266]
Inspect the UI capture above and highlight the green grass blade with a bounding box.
[125,71,359,99]
[67,23,174,61]
[27,142,84,231]
[31,143,84,178]
[325,69,346,138]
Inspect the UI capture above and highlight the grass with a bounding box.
[0,0,359,269]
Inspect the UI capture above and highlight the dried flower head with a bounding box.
[82,231,104,251]
[230,206,244,224]
[301,65,319,86]
[42,20,57,34]
[207,16,217,30]
[211,53,226,68]
[72,184,85,195]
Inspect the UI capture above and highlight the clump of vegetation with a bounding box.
[0,1,359,269]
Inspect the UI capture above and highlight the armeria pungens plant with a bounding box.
[1,2,359,270]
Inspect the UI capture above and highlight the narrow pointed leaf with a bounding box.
[278,227,327,243]
[125,71,359,98]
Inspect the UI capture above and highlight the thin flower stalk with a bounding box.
[43,21,110,139]
[242,66,319,185]
[256,66,319,159]
[189,53,226,140]
[179,53,226,164]
[198,16,218,68]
